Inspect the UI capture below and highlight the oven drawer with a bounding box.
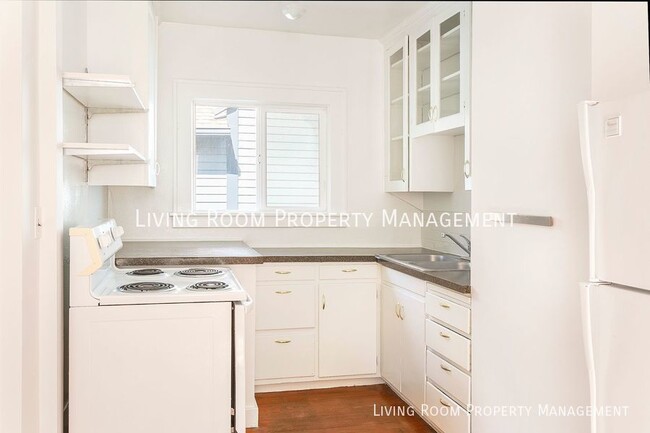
[255,330,316,380]
[426,292,471,335]
[425,381,470,433]
[427,350,471,406]
[426,319,471,372]
[319,263,377,280]
[257,264,318,282]
[256,284,316,330]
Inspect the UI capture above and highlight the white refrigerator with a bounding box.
[578,91,650,433]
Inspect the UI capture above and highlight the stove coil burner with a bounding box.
[176,268,225,277]
[126,268,165,276]
[186,281,230,291]
[118,282,175,293]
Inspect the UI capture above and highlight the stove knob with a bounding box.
[111,225,124,239]
[98,233,113,249]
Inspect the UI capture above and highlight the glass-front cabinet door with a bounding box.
[433,5,469,132]
[385,37,409,192]
[410,23,435,137]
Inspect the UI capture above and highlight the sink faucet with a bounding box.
[441,233,471,257]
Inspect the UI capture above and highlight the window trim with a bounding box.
[173,80,346,224]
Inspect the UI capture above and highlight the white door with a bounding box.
[319,282,377,377]
[580,92,650,289]
[398,288,426,409]
[69,303,232,433]
[380,284,402,389]
[583,283,650,432]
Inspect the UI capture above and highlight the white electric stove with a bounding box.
[68,220,250,433]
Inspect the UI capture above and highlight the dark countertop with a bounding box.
[115,241,471,294]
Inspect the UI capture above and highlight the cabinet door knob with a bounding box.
[322,294,326,310]
[274,340,291,344]
[275,290,292,295]
[439,332,451,339]
[399,304,405,320]
[395,303,401,318]
[463,160,471,178]
[274,271,291,275]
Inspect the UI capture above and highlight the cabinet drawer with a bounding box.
[425,382,470,433]
[257,264,318,282]
[427,350,471,406]
[426,320,471,372]
[426,292,471,335]
[256,284,316,330]
[319,263,377,280]
[381,266,427,296]
[255,330,316,380]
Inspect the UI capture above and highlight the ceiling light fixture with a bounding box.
[282,2,306,21]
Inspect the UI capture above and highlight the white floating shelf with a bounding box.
[62,72,145,112]
[390,59,403,68]
[391,95,404,104]
[417,42,431,53]
[62,143,146,162]
[418,84,431,93]
[391,135,404,141]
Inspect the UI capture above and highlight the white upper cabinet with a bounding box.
[410,22,435,137]
[385,38,410,192]
[384,2,472,192]
[83,1,158,187]
[433,6,469,133]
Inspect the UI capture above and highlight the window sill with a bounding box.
[167,212,352,228]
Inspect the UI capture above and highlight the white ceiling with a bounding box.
[154,1,429,39]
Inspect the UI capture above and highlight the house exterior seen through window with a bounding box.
[193,103,325,213]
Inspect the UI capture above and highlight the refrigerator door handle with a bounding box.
[577,101,600,282]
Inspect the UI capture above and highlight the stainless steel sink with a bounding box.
[409,261,471,272]
[377,253,470,272]
[382,254,460,263]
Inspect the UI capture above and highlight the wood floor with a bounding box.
[248,384,434,433]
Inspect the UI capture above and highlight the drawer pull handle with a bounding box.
[440,364,452,372]
[399,304,405,320]
[342,269,358,273]
[322,294,326,310]
[439,332,451,339]
[439,303,451,309]
[395,303,400,319]
[274,340,291,344]
[275,290,292,295]
[439,399,451,408]
[274,271,291,275]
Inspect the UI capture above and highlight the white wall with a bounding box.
[60,0,108,418]
[592,2,650,100]
[421,134,471,254]
[471,3,590,433]
[108,22,422,247]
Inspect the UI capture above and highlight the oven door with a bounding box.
[69,302,232,433]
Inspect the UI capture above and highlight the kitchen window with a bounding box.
[174,81,346,225]
[193,103,327,212]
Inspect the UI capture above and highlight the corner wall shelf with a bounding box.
[62,72,146,114]
[61,143,146,164]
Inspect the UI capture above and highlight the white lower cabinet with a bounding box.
[425,381,471,433]
[425,282,472,433]
[380,283,426,409]
[319,282,377,377]
[255,263,379,387]
[255,330,316,380]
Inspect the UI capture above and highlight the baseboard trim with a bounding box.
[246,401,259,428]
[255,377,385,393]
